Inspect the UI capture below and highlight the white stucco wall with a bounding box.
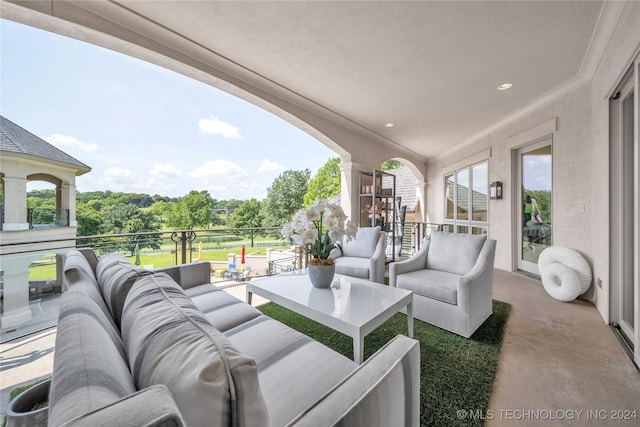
[426,88,593,275]
[426,1,640,323]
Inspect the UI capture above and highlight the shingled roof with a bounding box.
[1,115,91,173]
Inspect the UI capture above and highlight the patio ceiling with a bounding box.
[2,0,606,161]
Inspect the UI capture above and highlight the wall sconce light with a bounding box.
[490,181,503,200]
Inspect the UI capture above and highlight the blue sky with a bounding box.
[1,19,337,200]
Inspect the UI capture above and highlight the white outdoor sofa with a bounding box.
[47,249,420,426]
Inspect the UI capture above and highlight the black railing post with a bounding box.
[171,231,196,265]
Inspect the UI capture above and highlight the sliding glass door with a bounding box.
[610,67,637,355]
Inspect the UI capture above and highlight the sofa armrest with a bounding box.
[153,262,211,289]
[457,239,496,312]
[288,335,420,427]
[62,385,185,427]
[389,239,430,287]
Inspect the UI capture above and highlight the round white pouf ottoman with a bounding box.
[538,246,592,302]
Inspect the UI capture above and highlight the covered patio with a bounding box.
[1,0,639,423]
[2,270,639,425]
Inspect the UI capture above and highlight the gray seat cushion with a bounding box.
[225,315,357,426]
[185,284,262,332]
[396,269,460,305]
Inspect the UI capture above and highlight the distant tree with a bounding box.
[166,190,214,229]
[149,200,175,222]
[103,204,161,255]
[303,157,341,207]
[262,169,311,228]
[209,211,225,227]
[227,199,265,247]
[27,189,56,199]
[381,159,403,170]
[26,196,55,209]
[76,204,104,237]
[222,199,243,213]
[86,199,106,212]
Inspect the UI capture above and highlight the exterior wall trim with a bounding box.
[506,118,557,150]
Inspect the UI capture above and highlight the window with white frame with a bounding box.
[443,161,488,234]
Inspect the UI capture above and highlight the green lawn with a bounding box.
[27,238,288,280]
[259,300,511,427]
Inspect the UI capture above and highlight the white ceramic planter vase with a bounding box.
[308,263,335,288]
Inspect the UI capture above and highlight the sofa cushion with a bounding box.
[426,231,486,275]
[63,250,99,291]
[96,253,151,327]
[49,279,136,426]
[121,273,270,427]
[334,256,371,279]
[396,269,459,305]
[341,226,380,258]
[185,284,262,332]
[225,315,357,426]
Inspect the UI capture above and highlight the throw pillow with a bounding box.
[426,231,487,275]
[342,226,381,258]
[121,273,270,427]
[96,253,151,327]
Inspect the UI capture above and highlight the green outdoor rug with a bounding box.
[258,300,511,427]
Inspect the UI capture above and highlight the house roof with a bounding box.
[0,115,91,173]
[390,166,418,212]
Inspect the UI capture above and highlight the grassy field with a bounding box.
[27,238,288,280]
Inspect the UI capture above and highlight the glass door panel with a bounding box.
[456,169,469,220]
[517,139,552,275]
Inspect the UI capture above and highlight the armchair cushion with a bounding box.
[332,256,371,280]
[427,231,486,275]
[395,269,459,305]
[341,226,381,258]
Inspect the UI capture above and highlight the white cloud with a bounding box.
[190,159,248,179]
[105,168,135,186]
[198,117,242,139]
[258,158,283,172]
[45,134,100,152]
[149,163,182,177]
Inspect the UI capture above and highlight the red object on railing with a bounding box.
[241,244,246,264]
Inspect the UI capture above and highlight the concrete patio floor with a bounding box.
[1,270,638,425]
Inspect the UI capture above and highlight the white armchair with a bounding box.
[330,226,386,284]
[389,231,496,338]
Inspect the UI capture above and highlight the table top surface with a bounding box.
[247,270,412,329]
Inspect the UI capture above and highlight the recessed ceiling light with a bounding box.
[385,123,395,128]
[497,83,513,91]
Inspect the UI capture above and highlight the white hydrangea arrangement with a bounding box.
[281,199,357,265]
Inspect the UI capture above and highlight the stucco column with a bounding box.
[1,176,29,230]
[0,256,34,329]
[339,161,368,222]
[61,183,77,226]
[416,179,427,223]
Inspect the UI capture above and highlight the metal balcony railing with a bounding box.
[0,223,440,342]
[27,208,70,228]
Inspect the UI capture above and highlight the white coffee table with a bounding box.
[246,270,413,364]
